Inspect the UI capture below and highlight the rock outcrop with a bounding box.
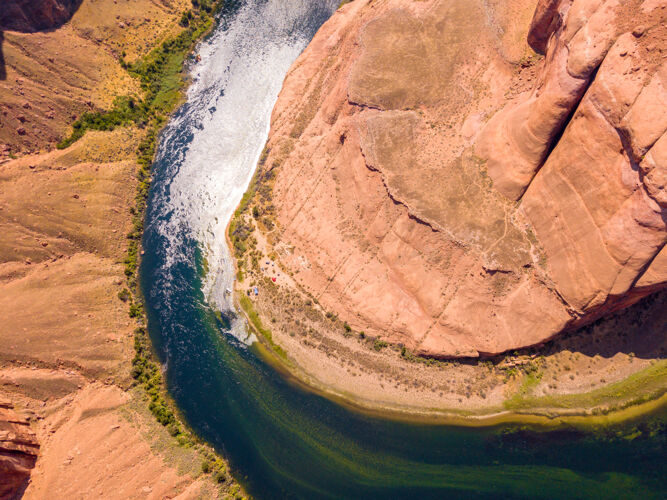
[480,0,667,317]
[0,0,81,32]
[252,0,666,357]
[0,403,39,500]
[1,1,228,498]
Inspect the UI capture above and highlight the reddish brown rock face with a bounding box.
[482,0,667,316]
[0,403,39,500]
[0,0,81,32]
[252,0,666,357]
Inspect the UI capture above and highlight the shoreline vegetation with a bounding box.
[242,293,667,427]
[229,154,666,429]
[254,335,667,427]
[56,1,246,497]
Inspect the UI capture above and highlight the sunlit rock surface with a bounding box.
[254,0,666,357]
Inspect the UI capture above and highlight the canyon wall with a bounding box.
[0,403,38,499]
[0,0,81,32]
[0,1,223,498]
[254,0,666,357]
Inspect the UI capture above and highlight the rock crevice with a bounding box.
[0,0,82,32]
[0,402,39,500]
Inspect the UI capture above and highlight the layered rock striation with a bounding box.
[251,0,666,357]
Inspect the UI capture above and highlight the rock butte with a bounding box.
[254,0,667,358]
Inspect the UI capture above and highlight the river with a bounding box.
[139,0,667,498]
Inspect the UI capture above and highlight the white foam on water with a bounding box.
[150,0,337,342]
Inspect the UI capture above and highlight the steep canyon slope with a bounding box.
[249,0,667,358]
[0,1,229,498]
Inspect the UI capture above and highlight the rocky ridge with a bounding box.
[0,0,81,32]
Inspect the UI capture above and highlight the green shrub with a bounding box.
[373,339,388,351]
[57,96,145,149]
[128,302,143,318]
[179,11,193,27]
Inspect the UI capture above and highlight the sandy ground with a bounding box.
[0,131,224,498]
[0,0,191,156]
[7,381,210,500]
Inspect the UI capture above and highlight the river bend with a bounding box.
[140,1,667,498]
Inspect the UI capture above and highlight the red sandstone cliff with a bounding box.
[252,0,666,357]
[0,403,38,500]
[480,0,667,314]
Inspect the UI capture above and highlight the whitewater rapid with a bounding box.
[145,0,338,340]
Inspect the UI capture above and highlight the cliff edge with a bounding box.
[0,403,38,500]
[0,0,81,32]
[247,0,666,358]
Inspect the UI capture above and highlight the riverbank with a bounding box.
[231,166,667,427]
[108,1,248,495]
[253,336,667,426]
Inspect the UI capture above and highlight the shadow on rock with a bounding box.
[0,0,83,80]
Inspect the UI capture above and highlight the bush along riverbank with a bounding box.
[57,1,246,497]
